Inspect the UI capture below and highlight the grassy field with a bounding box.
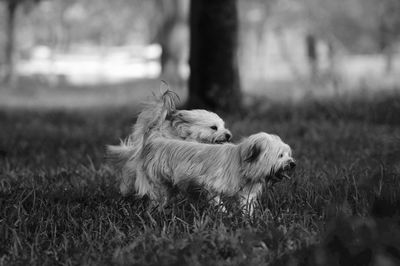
[1,88,400,265]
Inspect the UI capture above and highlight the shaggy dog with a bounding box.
[107,90,232,196]
[135,116,295,214]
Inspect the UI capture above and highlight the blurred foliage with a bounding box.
[0,0,162,56]
[0,0,399,54]
[305,0,400,53]
[20,0,158,48]
[239,0,400,53]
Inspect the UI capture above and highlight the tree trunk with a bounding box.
[4,0,18,85]
[188,0,241,112]
[306,34,318,81]
[157,1,186,72]
[384,47,393,74]
[157,0,189,89]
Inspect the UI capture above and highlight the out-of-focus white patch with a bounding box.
[17,45,164,85]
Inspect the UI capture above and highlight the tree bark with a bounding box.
[188,0,241,112]
[4,0,18,85]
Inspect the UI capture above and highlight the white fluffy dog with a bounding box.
[107,90,232,196]
[135,123,295,214]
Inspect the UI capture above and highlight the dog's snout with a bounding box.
[283,160,296,171]
[225,132,232,141]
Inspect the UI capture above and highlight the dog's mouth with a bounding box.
[268,162,296,183]
[212,132,232,144]
[265,169,292,185]
[200,136,229,144]
[212,137,229,144]
[274,169,292,180]
[201,138,226,144]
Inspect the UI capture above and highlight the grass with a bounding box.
[1,89,400,265]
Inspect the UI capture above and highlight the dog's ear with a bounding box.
[166,110,177,121]
[170,111,189,124]
[169,111,190,138]
[161,90,179,116]
[241,142,262,163]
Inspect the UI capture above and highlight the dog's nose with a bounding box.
[225,133,232,141]
[289,161,296,169]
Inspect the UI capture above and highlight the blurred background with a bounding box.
[0,0,399,109]
[1,2,400,264]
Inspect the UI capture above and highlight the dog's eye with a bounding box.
[210,126,218,131]
[279,153,283,158]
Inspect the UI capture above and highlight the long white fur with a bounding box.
[135,129,294,214]
[107,90,232,196]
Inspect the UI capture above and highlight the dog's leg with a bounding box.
[239,196,257,216]
[120,167,135,196]
[134,165,155,198]
[209,194,228,213]
[135,164,172,210]
[238,186,261,216]
[153,181,173,210]
[119,154,142,196]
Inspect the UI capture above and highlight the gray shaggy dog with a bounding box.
[107,90,232,196]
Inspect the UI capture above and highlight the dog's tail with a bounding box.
[106,89,180,168]
[142,89,179,135]
[141,89,180,147]
[105,142,132,169]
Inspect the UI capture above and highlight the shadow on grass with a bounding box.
[0,77,187,109]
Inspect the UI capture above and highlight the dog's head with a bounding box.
[170,109,232,144]
[239,132,295,183]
